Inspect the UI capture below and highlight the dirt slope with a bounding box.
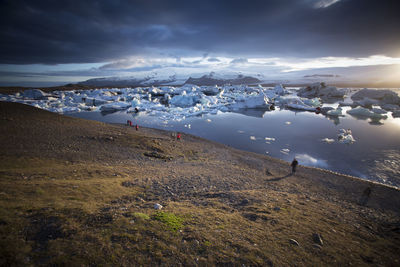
[1,101,399,266]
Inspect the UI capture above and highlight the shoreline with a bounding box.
[1,101,400,265]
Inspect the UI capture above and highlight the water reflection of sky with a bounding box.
[69,107,400,187]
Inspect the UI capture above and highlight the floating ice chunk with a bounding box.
[371,108,387,115]
[250,136,256,140]
[285,121,291,125]
[274,84,287,95]
[84,97,110,106]
[238,130,245,134]
[286,98,316,111]
[230,94,270,109]
[206,119,212,122]
[297,82,346,101]
[392,110,400,118]
[280,148,290,154]
[169,91,199,107]
[326,107,343,116]
[337,129,355,144]
[303,98,321,107]
[22,89,49,99]
[100,102,131,112]
[351,88,400,105]
[265,137,276,141]
[321,138,335,144]
[354,97,379,108]
[381,104,400,111]
[347,106,388,119]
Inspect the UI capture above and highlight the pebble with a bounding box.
[154,203,163,210]
[312,244,323,250]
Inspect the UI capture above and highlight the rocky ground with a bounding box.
[1,101,399,266]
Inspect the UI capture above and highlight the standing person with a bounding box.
[177,132,181,140]
[135,124,139,131]
[291,158,298,174]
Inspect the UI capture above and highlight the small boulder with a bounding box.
[154,203,163,210]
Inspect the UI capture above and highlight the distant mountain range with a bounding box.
[78,71,262,87]
[76,64,400,88]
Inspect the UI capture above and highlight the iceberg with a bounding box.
[100,102,131,112]
[169,91,199,107]
[22,89,49,100]
[347,106,388,119]
[229,93,270,110]
[392,110,400,118]
[273,84,287,95]
[351,88,400,105]
[337,129,355,144]
[321,138,335,144]
[285,99,316,111]
[297,82,346,101]
[326,107,343,116]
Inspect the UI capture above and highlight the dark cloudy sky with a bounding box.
[1,0,400,86]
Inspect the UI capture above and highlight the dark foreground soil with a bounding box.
[1,101,399,266]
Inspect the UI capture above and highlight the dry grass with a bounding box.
[1,102,400,266]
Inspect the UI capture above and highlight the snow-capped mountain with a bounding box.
[78,71,263,87]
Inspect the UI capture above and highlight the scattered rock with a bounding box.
[154,203,163,210]
[312,244,323,250]
[312,233,323,246]
[289,239,300,246]
[273,207,281,211]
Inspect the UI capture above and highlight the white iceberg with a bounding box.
[169,91,199,107]
[286,99,316,111]
[229,93,270,109]
[337,129,356,144]
[321,138,335,144]
[351,88,400,105]
[280,148,290,154]
[297,82,346,101]
[22,89,49,100]
[100,102,131,112]
[347,106,388,119]
[326,107,343,116]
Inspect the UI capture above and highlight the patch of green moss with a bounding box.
[152,211,184,231]
[132,212,150,220]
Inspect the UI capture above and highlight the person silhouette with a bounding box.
[291,158,298,174]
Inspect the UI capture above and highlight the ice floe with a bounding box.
[347,106,388,120]
[321,138,335,144]
[2,85,399,125]
[326,107,343,116]
[351,88,400,106]
[280,148,290,154]
[337,129,356,144]
[297,82,346,101]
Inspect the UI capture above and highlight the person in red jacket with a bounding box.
[177,132,181,140]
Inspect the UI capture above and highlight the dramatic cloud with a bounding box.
[0,0,399,65]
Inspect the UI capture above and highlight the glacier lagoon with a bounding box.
[3,85,400,187]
